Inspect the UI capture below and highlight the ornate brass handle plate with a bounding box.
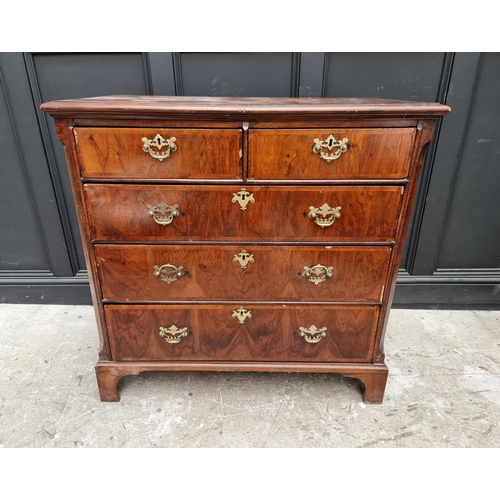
[147,201,180,226]
[232,188,255,211]
[232,307,252,324]
[312,135,348,163]
[308,203,341,228]
[299,325,327,344]
[159,325,188,344]
[302,264,333,285]
[233,250,254,269]
[142,133,178,161]
[153,263,184,284]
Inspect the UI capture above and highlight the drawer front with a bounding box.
[96,245,390,303]
[85,184,403,243]
[105,304,379,362]
[249,128,415,180]
[75,128,242,179]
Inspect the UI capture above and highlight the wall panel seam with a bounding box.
[290,53,301,98]
[141,53,154,95]
[0,57,52,273]
[432,53,485,272]
[404,52,455,274]
[23,52,81,275]
[172,53,183,96]
[320,52,331,98]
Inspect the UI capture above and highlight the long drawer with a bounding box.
[96,244,391,303]
[105,304,379,362]
[248,128,416,180]
[75,128,242,180]
[85,184,403,243]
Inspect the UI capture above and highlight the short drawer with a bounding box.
[85,184,403,243]
[105,304,379,362]
[248,128,416,180]
[75,127,242,180]
[96,244,390,303]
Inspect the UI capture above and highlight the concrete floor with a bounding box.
[0,304,499,448]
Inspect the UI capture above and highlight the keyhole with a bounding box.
[328,138,333,147]
[156,137,161,146]
[241,194,246,201]
[242,255,246,261]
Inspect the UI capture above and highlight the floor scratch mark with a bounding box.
[262,374,290,448]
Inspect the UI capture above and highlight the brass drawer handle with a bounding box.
[232,188,255,211]
[308,203,341,228]
[159,325,188,344]
[142,133,178,161]
[147,202,180,226]
[232,306,252,324]
[312,134,348,163]
[302,264,333,285]
[233,250,254,269]
[153,263,184,284]
[299,325,327,343]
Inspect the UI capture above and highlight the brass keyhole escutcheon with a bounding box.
[232,188,255,211]
[233,250,255,269]
[232,307,252,324]
[312,135,349,163]
[142,134,178,161]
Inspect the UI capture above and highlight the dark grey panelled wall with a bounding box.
[0,52,499,307]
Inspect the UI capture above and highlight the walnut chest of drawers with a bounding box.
[41,96,450,403]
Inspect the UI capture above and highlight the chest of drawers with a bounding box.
[41,96,450,403]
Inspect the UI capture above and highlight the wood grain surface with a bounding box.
[249,128,415,179]
[75,127,242,179]
[85,184,403,243]
[104,304,379,362]
[41,96,451,120]
[95,244,391,303]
